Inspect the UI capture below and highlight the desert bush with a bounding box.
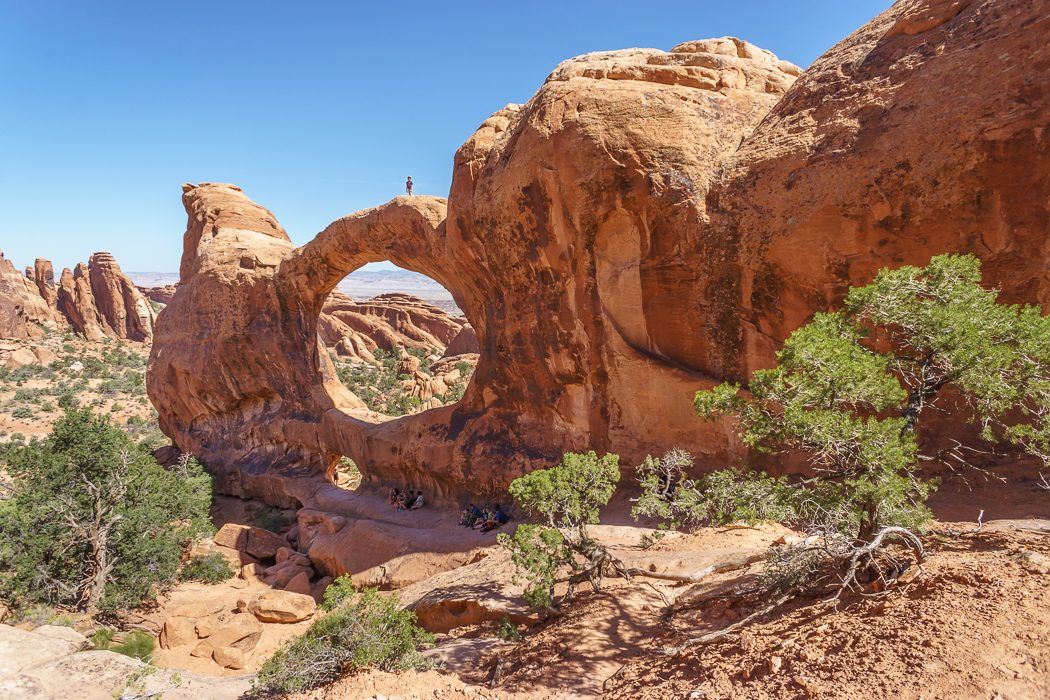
[497,615,522,642]
[320,574,357,611]
[634,449,798,531]
[112,630,155,661]
[180,552,234,584]
[10,407,34,420]
[91,627,117,650]
[0,409,213,616]
[498,451,622,609]
[254,582,432,695]
[7,604,78,628]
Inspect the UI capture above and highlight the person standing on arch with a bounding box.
[405,176,413,196]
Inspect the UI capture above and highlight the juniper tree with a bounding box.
[0,409,213,616]
[692,254,1049,544]
[498,451,622,608]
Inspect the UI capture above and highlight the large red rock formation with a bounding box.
[0,250,156,343]
[0,253,60,339]
[147,0,1049,503]
[56,253,155,342]
[32,258,58,308]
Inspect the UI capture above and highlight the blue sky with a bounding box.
[0,0,889,273]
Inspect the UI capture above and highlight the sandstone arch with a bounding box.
[149,0,1050,506]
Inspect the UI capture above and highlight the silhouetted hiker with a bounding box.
[406,176,413,195]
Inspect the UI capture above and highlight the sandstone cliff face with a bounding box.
[148,0,1049,503]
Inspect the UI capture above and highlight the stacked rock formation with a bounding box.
[0,254,61,339]
[0,250,156,342]
[148,0,1050,503]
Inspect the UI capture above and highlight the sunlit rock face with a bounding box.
[1,250,155,342]
[147,0,1050,503]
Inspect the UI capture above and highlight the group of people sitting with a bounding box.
[389,487,425,511]
[459,502,510,533]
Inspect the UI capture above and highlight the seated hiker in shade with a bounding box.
[472,505,494,530]
[410,490,425,510]
[480,504,509,533]
[396,490,409,511]
[389,488,400,507]
[460,503,480,527]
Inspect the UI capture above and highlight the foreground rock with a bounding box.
[148,0,1050,503]
[248,589,317,623]
[0,624,248,700]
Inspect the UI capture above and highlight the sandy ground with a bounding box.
[0,334,156,443]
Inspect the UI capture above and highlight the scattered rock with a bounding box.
[249,590,317,623]
[29,626,89,651]
[212,645,246,670]
[284,571,312,596]
[190,640,214,658]
[159,617,197,649]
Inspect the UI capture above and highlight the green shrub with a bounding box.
[633,449,798,530]
[498,451,621,609]
[497,615,522,642]
[0,409,213,616]
[254,584,433,695]
[8,604,78,628]
[112,630,155,662]
[91,627,117,650]
[320,574,357,611]
[180,553,234,584]
[10,407,34,420]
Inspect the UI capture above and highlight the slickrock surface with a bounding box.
[0,624,249,700]
[148,0,1049,503]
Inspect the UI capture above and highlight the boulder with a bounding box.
[283,571,312,596]
[190,640,214,658]
[213,524,287,559]
[30,625,89,651]
[212,645,245,670]
[248,590,317,623]
[246,528,288,560]
[311,576,334,604]
[206,613,263,652]
[212,523,250,551]
[3,348,37,369]
[159,617,197,649]
[32,347,56,365]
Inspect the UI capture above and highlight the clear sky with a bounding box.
[0,0,890,273]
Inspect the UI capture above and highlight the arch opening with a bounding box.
[318,263,479,490]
